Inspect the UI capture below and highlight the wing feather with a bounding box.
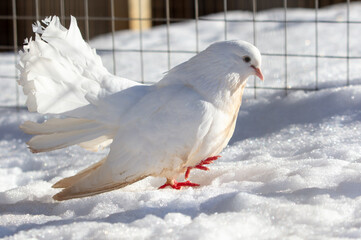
[52,84,214,200]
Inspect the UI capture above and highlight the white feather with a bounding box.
[18,16,138,115]
[18,16,263,200]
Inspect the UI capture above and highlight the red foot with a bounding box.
[158,180,200,190]
[185,155,221,179]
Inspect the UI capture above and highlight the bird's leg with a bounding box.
[158,178,179,189]
[185,155,221,179]
[158,178,200,190]
[158,155,221,189]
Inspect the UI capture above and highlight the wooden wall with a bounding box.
[0,0,356,50]
[0,0,129,49]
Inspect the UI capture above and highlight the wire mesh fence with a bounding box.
[0,0,360,108]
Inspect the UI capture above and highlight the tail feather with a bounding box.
[18,16,138,116]
[18,16,109,115]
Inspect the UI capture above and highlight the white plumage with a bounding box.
[18,16,263,201]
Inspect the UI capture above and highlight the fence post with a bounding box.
[12,0,19,110]
[128,0,152,30]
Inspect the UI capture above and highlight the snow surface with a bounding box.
[1,3,361,239]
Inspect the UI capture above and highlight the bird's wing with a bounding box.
[17,16,138,115]
[53,84,215,200]
[21,84,152,153]
[106,85,214,179]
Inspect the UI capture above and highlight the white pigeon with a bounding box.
[17,16,263,201]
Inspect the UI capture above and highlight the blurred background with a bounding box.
[0,0,360,107]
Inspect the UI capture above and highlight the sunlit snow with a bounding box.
[1,3,361,239]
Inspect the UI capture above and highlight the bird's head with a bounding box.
[158,40,263,102]
[205,40,264,82]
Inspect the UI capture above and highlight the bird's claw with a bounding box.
[158,180,200,190]
[185,155,221,179]
[159,155,221,190]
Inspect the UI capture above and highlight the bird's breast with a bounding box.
[185,84,246,169]
[190,82,246,165]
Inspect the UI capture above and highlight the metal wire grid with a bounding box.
[1,0,360,108]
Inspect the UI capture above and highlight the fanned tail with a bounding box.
[17,16,106,114]
[17,16,138,115]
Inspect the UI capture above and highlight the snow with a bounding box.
[1,3,361,239]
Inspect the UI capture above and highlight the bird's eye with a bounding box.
[243,56,251,63]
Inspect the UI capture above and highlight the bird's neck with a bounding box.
[158,55,248,110]
[208,75,248,113]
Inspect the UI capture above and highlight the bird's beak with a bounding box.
[251,66,264,81]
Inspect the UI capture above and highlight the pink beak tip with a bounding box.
[254,67,264,81]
